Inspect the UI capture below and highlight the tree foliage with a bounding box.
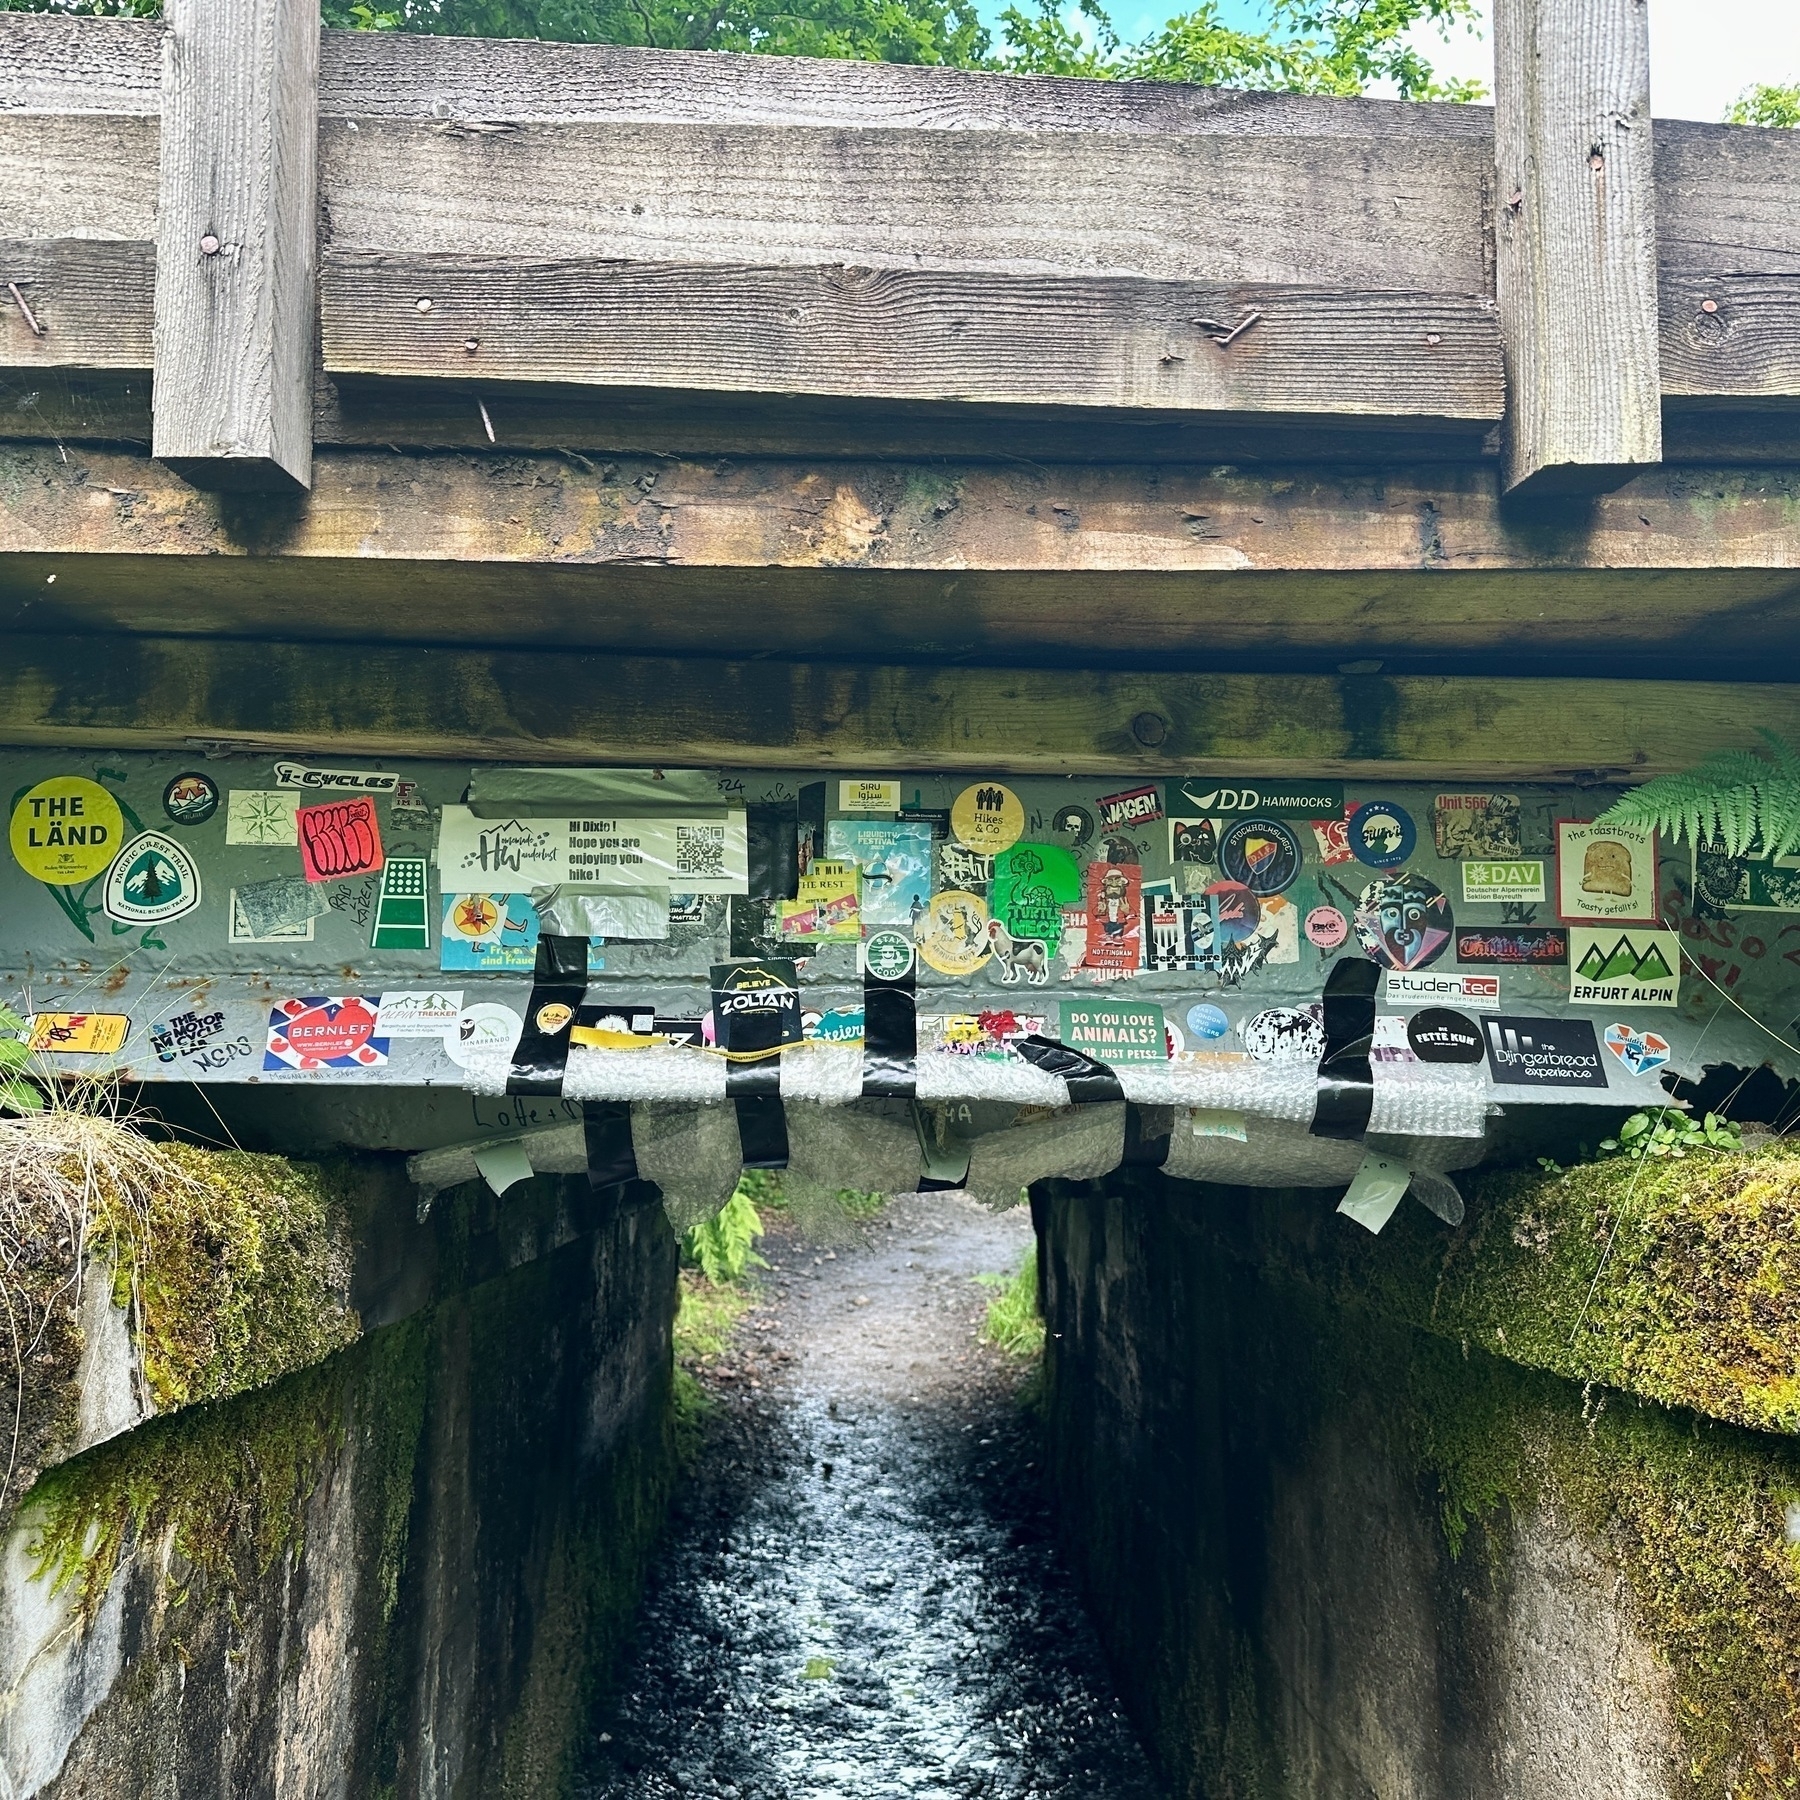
[0,0,1486,96]
[1726,83,1800,129]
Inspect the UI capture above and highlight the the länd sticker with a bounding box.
[161,771,219,826]
[1462,859,1546,904]
[1405,1008,1485,1063]
[1604,1023,1673,1077]
[1096,785,1163,832]
[1348,801,1416,869]
[1354,873,1453,971]
[950,783,1025,856]
[1433,793,1522,860]
[1059,999,1167,1064]
[1569,926,1681,1008]
[1242,1006,1326,1063]
[28,1012,129,1055]
[860,929,916,982]
[1557,821,1659,924]
[1219,818,1302,896]
[1454,926,1567,965]
[916,890,993,976]
[1305,906,1349,949]
[298,798,385,882]
[838,779,901,813]
[226,790,300,847]
[103,832,201,926]
[273,762,400,794]
[1484,1015,1609,1089]
[10,777,125,885]
[264,996,388,1073]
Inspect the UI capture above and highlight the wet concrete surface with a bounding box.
[576,1192,1165,1800]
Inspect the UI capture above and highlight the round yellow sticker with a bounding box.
[9,777,125,885]
[916,889,993,976]
[950,782,1025,855]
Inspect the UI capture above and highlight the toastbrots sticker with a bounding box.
[1557,821,1659,923]
[1483,1016,1609,1089]
[1569,927,1681,1008]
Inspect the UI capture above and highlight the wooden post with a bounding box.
[151,0,318,492]
[1494,0,1662,497]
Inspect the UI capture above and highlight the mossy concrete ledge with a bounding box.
[1036,1171,1800,1800]
[0,1113,682,1800]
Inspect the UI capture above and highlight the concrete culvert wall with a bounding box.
[0,1111,679,1800]
[1035,1165,1800,1800]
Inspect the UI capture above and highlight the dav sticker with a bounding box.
[264,996,389,1073]
[1604,1023,1672,1077]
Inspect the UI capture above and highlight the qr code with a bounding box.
[676,823,726,878]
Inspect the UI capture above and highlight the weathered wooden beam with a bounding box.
[322,260,1501,423]
[151,0,318,492]
[1494,0,1662,496]
[0,240,153,370]
[2,630,1797,779]
[2,446,1798,678]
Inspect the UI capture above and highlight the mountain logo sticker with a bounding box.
[1568,927,1681,1008]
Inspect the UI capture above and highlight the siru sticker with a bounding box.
[103,832,201,925]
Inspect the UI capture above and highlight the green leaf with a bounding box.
[0,1077,41,1116]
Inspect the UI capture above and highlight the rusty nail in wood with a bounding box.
[463,337,480,353]
[6,282,44,337]
[1218,309,1262,346]
[478,398,495,443]
[1700,299,1719,314]
[199,234,220,255]
[1425,332,1442,346]
[1507,189,1523,211]
[416,298,433,313]
[1130,711,1169,748]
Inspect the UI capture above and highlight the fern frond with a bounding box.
[1600,734,1800,855]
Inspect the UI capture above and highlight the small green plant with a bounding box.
[680,1182,767,1285]
[1598,729,1800,858]
[977,1247,1045,1359]
[0,1006,42,1115]
[1599,1110,1741,1164]
[1726,83,1800,128]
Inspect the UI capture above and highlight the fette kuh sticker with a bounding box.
[11,777,125,885]
[917,890,993,976]
[161,771,219,826]
[1557,821,1659,924]
[1354,874,1453,971]
[950,783,1025,856]
[103,832,201,926]
[1348,801,1416,869]
[1569,927,1681,1008]
[1405,1008,1485,1063]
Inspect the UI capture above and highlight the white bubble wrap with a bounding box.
[963,1103,1127,1211]
[784,1099,921,1203]
[631,1100,744,1234]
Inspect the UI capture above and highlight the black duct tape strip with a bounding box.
[1311,955,1379,1141]
[583,1100,639,1190]
[747,802,800,902]
[862,960,917,1099]
[1122,1102,1172,1168]
[1013,1034,1126,1105]
[732,1087,790,1169]
[507,935,591,1097]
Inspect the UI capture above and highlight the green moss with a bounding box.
[124,1143,361,1414]
[978,1246,1046,1359]
[1401,1326,1800,1799]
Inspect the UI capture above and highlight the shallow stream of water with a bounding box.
[575,1193,1164,1800]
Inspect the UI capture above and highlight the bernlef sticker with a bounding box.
[1483,1016,1609,1089]
[1569,927,1680,1008]
[264,997,388,1073]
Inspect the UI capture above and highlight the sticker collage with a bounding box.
[1,754,1778,1101]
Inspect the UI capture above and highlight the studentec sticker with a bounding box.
[10,777,125,885]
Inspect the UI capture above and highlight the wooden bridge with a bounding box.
[2,0,1798,778]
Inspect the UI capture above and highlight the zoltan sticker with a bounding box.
[10,777,125,885]
[917,890,993,975]
[950,783,1025,856]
